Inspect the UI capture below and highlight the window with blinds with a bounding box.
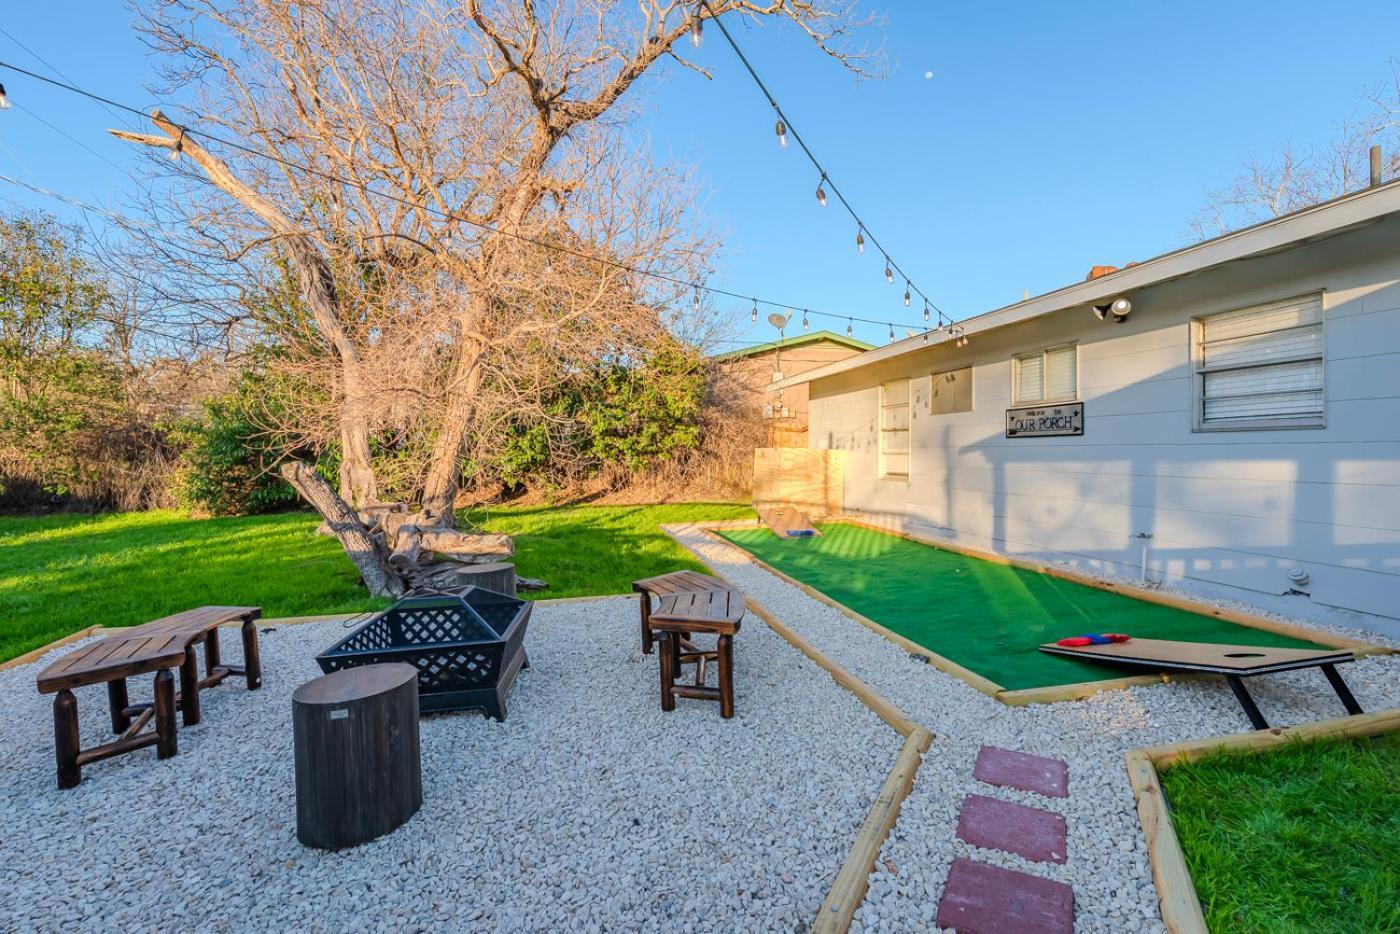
[1195,294,1325,429]
[930,366,973,414]
[880,378,910,478]
[1012,345,1077,405]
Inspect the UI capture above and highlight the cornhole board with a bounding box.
[758,506,820,539]
[1038,637,1363,729]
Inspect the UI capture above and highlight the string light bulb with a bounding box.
[815,176,827,208]
[750,300,758,323]
[884,261,894,285]
[169,129,185,161]
[904,282,911,307]
[855,230,865,253]
[888,322,895,342]
[846,318,854,338]
[923,301,930,323]
[775,120,788,148]
[0,84,11,111]
[922,330,929,344]
[689,14,703,47]
[801,310,810,331]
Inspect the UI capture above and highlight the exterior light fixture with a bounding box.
[855,230,865,253]
[815,176,827,207]
[775,120,788,148]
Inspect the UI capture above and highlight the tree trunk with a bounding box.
[279,461,405,598]
[420,338,485,523]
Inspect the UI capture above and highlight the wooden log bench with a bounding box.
[34,606,262,788]
[633,571,744,719]
[118,606,263,726]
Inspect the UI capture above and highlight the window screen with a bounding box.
[1197,295,1324,429]
[880,379,910,477]
[930,367,973,414]
[1013,345,1076,405]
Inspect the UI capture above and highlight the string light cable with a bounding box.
[0,55,953,339]
[695,0,955,336]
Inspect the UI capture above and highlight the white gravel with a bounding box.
[0,597,902,932]
[669,523,1400,934]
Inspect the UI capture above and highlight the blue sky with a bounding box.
[1,2,1397,348]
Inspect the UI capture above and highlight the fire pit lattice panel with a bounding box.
[316,588,531,720]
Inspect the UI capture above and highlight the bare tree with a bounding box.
[1189,61,1400,240]
[110,0,873,594]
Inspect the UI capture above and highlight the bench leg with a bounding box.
[55,689,81,790]
[718,635,735,720]
[241,617,262,690]
[1320,663,1364,716]
[107,677,131,734]
[204,627,222,677]
[638,593,654,655]
[154,669,177,759]
[180,646,201,727]
[658,633,676,712]
[1225,675,1269,731]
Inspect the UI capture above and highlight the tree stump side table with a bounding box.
[292,662,423,849]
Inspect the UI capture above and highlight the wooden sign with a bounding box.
[1006,402,1083,437]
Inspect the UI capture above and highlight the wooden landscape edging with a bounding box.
[1125,708,1400,934]
[666,523,934,934]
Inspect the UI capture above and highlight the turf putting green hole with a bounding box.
[717,523,1330,692]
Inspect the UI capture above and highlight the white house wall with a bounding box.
[806,216,1400,638]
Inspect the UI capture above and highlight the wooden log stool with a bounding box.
[650,589,744,719]
[36,635,183,789]
[292,663,423,849]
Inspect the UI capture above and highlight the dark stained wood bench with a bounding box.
[632,570,732,655]
[633,572,744,719]
[120,606,264,726]
[34,606,262,788]
[37,634,184,788]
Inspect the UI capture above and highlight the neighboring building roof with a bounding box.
[774,176,1400,389]
[711,330,875,362]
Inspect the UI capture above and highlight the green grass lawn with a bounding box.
[1161,732,1400,932]
[718,522,1327,691]
[0,503,750,662]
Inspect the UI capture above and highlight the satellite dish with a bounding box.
[767,312,790,330]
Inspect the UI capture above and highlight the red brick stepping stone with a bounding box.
[936,857,1074,934]
[974,746,1069,798]
[956,794,1067,864]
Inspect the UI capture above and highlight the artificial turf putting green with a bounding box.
[1160,732,1400,932]
[717,522,1329,691]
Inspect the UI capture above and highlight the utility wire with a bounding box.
[0,57,938,335]
[698,1,949,328]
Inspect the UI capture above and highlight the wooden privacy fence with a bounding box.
[753,448,843,517]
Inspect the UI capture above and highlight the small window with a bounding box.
[930,366,973,414]
[1194,294,1324,430]
[1012,345,1077,405]
[880,378,910,478]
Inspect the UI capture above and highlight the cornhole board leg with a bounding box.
[1320,663,1364,716]
[1225,675,1269,730]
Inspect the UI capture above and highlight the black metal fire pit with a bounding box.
[316,587,531,720]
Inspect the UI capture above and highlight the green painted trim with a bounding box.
[710,330,875,361]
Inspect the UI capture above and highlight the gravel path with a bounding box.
[670,523,1400,934]
[0,598,902,932]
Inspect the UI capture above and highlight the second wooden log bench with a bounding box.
[633,571,744,719]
